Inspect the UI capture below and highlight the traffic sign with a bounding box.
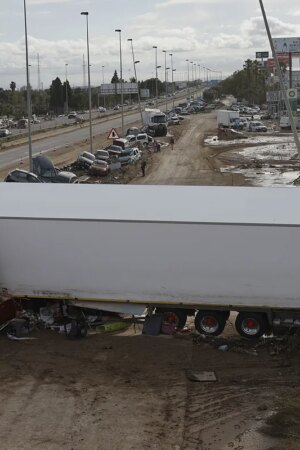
[107,128,120,139]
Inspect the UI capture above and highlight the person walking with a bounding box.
[141,160,147,177]
[157,142,161,152]
[170,136,175,150]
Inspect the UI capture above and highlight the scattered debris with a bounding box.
[186,370,217,382]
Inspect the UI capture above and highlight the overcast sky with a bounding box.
[1,0,300,90]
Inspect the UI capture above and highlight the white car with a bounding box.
[248,121,267,132]
[98,107,106,113]
[127,133,153,147]
[78,151,95,168]
[168,115,180,126]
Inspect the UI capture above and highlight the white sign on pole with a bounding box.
[140,89,150,98]
[273,37,300,53]
[107,128,120,139]
[100,83,138,95]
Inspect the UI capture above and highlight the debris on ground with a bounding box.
[185,370,217,382]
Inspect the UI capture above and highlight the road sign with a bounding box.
[288,89,298,116]
[100,83,138,95]
[256,51,269,59]
[107,128,120,139]
[273,37,300,53]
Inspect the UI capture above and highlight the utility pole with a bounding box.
[259,0,300,158]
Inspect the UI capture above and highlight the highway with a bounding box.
[0,90,196,170]
[0,111,141,170]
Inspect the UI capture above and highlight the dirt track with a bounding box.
[0,112,295,450]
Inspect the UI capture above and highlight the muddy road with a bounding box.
[1,112,298,450]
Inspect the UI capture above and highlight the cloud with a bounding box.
[156,0,222,7]
[27,0,71,4]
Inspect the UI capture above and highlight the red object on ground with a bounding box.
[0,299,16,324]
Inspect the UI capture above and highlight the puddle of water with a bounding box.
[239,142,296,161]
[205,134,294,147]
[221,166,300,187]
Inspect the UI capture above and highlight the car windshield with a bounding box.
[83,152,94,160]
[152,115,166,124]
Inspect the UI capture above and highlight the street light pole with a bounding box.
[23,0,33,171]
[65,63,69,115]
[194,63,197,98]
[169,53,175,110]
[101,65,106,109]
[190,61,194,99]
[115,29,124,136]
[128,39,143,124]
[186,59,190,99]
[153,46,158,107]
[81,12,93,154]
[163,50,167,112]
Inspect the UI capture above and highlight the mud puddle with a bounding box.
[207,134,300,187]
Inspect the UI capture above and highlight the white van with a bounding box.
[280,116,300,130]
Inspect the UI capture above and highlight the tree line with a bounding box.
[203,59,269,105]
[0,70,169,118]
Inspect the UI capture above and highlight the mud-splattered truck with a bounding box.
[1,184,300,339]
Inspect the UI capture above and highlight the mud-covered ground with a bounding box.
[1,112,300,450]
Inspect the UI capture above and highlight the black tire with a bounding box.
[156,308,188,329]
[235,312,268,339]
[76,322,88,338]
[194,311,226,336]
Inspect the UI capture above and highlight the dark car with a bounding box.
[32,155,78,183]
[89,159,110,176]
[4,169,43,183]
[0,129,11,138]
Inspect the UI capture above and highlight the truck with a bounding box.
[143,109,168,137]
[280,115,300,130]
[217,110,241,129]
[2,184,300,339]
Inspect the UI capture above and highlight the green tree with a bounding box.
[111,70,119,83]
[10,81,16,92]
[49,77,64,114]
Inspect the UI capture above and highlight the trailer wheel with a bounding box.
[235,312,267,339]
[156,308,187,329]
[194,311,226,336]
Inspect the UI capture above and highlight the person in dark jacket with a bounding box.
[141,160,147,177]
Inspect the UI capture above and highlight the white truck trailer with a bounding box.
[144,109,168,137]
[2,184,300,339]
[217,110,240,129]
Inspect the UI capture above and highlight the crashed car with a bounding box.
[89,159,110,176]
[77,151,95,168]
[4,169,43,183]
[248,121,267,132]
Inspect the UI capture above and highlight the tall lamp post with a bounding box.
[101,65,106,109]
[194,63,197,98]
[23,0,33,171]
[169,53,175,110]
[186,59,190,99]
[153,46,158,107]
[65,63,69,115]
[81,11,93,154]
[128,38,143,124]
[190,61,194,99]
[197,64,201,95]
[162,50,167,112]
[115,29,124,136]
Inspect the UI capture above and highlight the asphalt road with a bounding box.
[0,111,141,170]
[0,91,199,170]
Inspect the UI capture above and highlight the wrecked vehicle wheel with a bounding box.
[195,311,226,336]
[156,308,188,329]
[66,320,87,339]
[235,312,268,339]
